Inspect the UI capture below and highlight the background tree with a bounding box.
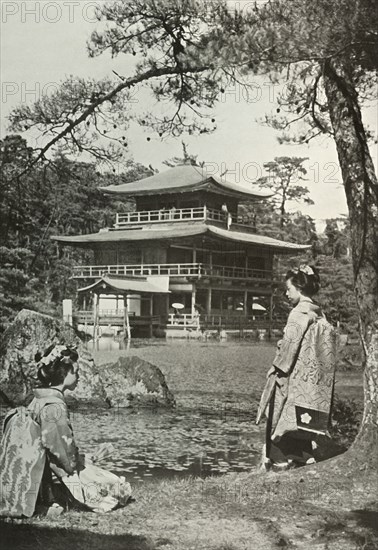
[0,136,46,328]
[316,254,358,331]
[323,217,350,258]
[238,156,317,246]
[256,157,313,237]
[0,135,153,331]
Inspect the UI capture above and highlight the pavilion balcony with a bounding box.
[114,206,253,229]
[73,310,285,331]
[72,263,276,282]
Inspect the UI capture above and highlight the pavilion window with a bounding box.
[117,249,142,265]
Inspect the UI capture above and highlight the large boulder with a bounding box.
[0,309,175,409]
[97,356,175,408]
[0,309,82,405]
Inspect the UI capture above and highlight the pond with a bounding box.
[71,337,362,484]
[1,338,362,485]
[73,338,275,483]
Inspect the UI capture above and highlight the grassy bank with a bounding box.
[2,459,377,550]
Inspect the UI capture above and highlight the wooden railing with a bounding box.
[74,310,160,326]
[72,263,275,281]
[200,314,284,329]
[167,313,200,327]
[73,263,202,278]
[115,206,241,228]
[202,264,273,280]
[116,206,205,226]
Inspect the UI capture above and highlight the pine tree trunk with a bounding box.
[323,59,378,453]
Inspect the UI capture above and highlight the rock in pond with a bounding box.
[97,356,175,408]
[0,309,175,409]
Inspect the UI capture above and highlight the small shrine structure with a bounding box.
[52,164,308,337]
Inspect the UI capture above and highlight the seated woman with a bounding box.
[257,265,337,470]
[0,344,131,517]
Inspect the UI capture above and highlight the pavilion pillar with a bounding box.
[123,295,131,340]
[92,292,99,341]
[149,295,154,338]
[206,287,212,314]
[192,246,197,265]
[268,292,274,339]
[83,294,88,336]
[244,289,248,317]
[191,286,196,315]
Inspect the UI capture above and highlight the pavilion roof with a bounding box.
[52,222,309,254]
[99,164,272,200]
[78,274,170,294]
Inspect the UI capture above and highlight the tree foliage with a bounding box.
[0,135,152,331]
[7,0,236,170]
[256,156,313,234]
[239,156,317,245]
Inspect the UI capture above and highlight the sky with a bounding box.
[1,1,377,231]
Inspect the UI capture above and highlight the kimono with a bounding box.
[0,388,131,517]
[0,388,80,517]
[258,298,336,463]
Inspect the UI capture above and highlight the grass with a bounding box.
[2,460,377,550]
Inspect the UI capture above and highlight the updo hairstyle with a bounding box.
[285,265,320,297]
[35,344,79,388]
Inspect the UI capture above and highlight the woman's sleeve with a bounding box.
[272,311,311,375]
[39,402,79,476]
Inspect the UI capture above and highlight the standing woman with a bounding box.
[257,265,337,469]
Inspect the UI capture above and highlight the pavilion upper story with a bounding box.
[99,163,272,228]
[52,164,308,285]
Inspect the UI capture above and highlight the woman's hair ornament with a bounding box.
[35,344,79,387]
[292,265,315,276]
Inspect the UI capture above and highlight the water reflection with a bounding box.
[73,406,263,483]
[0,338,273,484]
[77,337,276,482]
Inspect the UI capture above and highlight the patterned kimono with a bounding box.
[261,298,336,462]
[0,388,80,517]
[0,388,131,517]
